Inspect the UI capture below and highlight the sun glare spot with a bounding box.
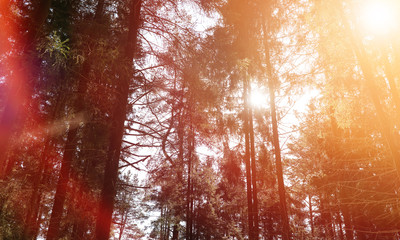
[250,88,267,108]
[360,0,398,35]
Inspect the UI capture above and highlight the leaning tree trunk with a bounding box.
[94,0,142,239]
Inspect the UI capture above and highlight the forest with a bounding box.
[1,0,400,239]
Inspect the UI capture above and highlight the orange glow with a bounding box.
[0,2,35,126]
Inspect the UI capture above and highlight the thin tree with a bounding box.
[263,10,291,240]
[243,71,254,240]
[249,82,259,239]
[46,0,105,238]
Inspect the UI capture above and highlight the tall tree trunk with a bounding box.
[47,0,105,237]
[337,210,344,240]
[186,109,195,240]
[172,223,179,240]
[268,75,290,240]
[248,82,259,240]
[28,142,57,239]
[94,0,142,239]
[309,195,314,239]
[172,79,183,240]
[340,190,354,240]
[186,151,192,240]
[263,24,291,240]
[46,124,78,240]
[319,193,335,239]
[243,73,254,240]
[160,206,165,240]
[24,84,65,239]
[23,139,52,239]
[167,212,171,240]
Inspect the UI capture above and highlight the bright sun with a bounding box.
[360,0,398,35]
[250,88,267,108]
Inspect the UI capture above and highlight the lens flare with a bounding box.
[250,88,267,108]
[360,0,398,35]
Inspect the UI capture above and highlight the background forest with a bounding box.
[1,0,400,239]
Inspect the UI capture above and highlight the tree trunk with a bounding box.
[268,77,291,240]
[23,140,52,239]
[46,124,78,240]
[337,210,344,240]
[47,0,106,236]
[248,82,259,240]
[264,24,291,240]
[340,188,354,240]
[319,194,335,239]
[186,113,195,240]
[186,135,192,240]
[172,223,179,240]
[309,195,314,239]
[24,83,65,239]
[243,73,254,240]
[94,0,142,239]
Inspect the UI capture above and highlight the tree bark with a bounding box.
[172,223,179,240]
[340,189,354,240]
[25,84,65,239]
[263,18,291,239]
[319,195,334,239]
[186,93,195,240]
[248,83,259,240]
[268,77,291,240]
[94,0,142,239]
[337,210,344,240]
[186,137,192,240]
[243,73,254,240]
[47,0,105,237]
[308,195,314,239]
[23,139,52,239]
[46,125,78,240]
